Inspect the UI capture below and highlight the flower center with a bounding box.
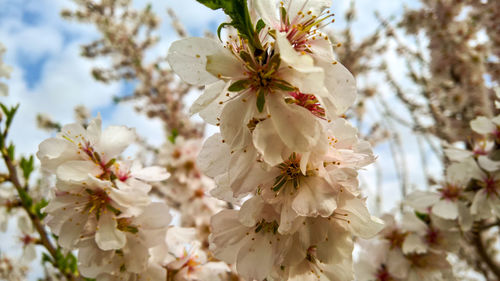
[84,188,120,219]
[424,227,441,246]
[438,184,461,201]
[481,176,500,197]
[272,153,302,192]
[279,2,335,52]
[254,219,279,234]
[384,229,408,249]
[286,91,325,118]
[375,265,396,281]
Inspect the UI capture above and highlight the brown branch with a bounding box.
[473,225,500,280]
[0,148,78,281]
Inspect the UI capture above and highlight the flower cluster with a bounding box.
[355,113,500,280]
[167,0,383,280]
[0,42,12,96]
[37,116,172,280]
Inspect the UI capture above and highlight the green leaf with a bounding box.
[0,103,19,130]
[275,83,296,92]
[196,0,262,50]
[18,187,33,209]
[256,89,266,112]
[228,79,250,92]
[33,199,49,220]
[256,19,266,33]
[20,155,35,181]
[7,143,15,160]
[168,128,179,144]
[415,211,430,224]
[217,22,232,40]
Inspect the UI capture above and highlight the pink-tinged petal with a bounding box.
[268,94,322,153]
[56,160,102,182]
[197,133,230,177]
[253,118,287,166]
[167,37,222,86]
[97,125,136,159]
[432,199,459,220]
[95,212,126,251]
[236,235,273,281]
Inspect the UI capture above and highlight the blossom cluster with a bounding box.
[167,0,383,280]
[0,42,12,96]
[355,113,500,280]
[37,117,172,280]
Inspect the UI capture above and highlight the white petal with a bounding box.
[37,138,79,173]
[219,94,256,149]
[254,0,279,27]
[190,80,227,116]
[239,196,265,227]
[432,199,459,220]
[268,94,322,152]
[206,49,246,79]
[402,233,428,254]
[315,59,357,116]
[236,235,273,281]
[97,125,136,159]
[284,0,331,17]
[478,155,500,172]
[470,116,495,135]
[56,160,102,182]
[95,212,126,250]
[58,211,87,249]
[197,133,230,177]
[132,166,169,181]
[401,212,428,234]
[405,190,440,212]
[209,210,248,263]
[253,118,286,166]
[337,192,385,238]
[167,37,221,85]
[458,201,473,231]
[292,177,337,217]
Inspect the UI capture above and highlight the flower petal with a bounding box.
[167,37,222,86]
